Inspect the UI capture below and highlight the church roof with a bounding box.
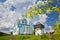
[34,22,44,29]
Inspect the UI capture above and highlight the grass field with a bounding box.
[0,34,49,40]
[0,33,60,40]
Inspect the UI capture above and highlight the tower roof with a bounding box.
[34,22,44,29]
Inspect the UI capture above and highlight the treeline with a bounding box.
[0,32,9,36]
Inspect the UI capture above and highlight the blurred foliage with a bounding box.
[0,33,60,40]
[24,0,60,18]
[52,20,60,40]
[53,20,60,32]
[52,7,60,15]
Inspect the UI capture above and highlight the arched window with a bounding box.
[22,19,27,24]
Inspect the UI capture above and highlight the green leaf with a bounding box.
[24,0,60,18]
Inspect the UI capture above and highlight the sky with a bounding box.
[0,0,60,33]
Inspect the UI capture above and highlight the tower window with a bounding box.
[22,19,27,24]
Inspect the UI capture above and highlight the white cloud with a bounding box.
[4,0,33,5]
[15,0,30,3]
[4,0,35,8]
[0,3,23,33]
[0,0,35,33]
[34,14,48,25]
[38,14,47,24]
[23,7,26,10]
[0,4,16,31]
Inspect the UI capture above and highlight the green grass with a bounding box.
[0,33,60,40]
[0,36,9,40]
[0,34,49,40]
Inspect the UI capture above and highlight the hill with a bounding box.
[0,32,9,36]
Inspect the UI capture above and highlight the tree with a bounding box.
[52,20,60,39]
[53,20,60,32]
[24,0,60,18]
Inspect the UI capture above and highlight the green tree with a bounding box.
[53,20,60,32]
[24,0,60,18]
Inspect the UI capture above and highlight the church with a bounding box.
[13,16,45,35]
[13,16,33,35]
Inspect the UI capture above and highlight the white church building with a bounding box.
[12,16,45,35]
[13,17,33,35]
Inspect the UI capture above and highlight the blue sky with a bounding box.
[0,0,60,33]
[0,0,6,3]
